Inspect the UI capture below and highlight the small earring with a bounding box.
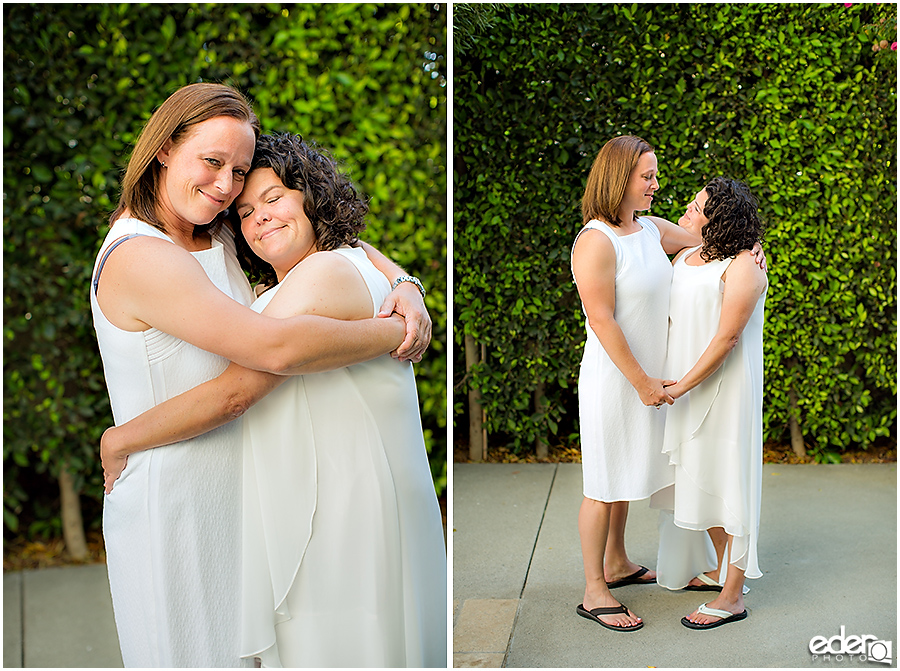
[160,161,167,168]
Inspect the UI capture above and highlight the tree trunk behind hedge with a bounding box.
[59,468,88,561]
[534,382,548,459]
[465,333,484,461]
[788,387,806,458]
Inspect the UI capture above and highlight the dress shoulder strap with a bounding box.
[636,216,662,241]
[92,234,144,294]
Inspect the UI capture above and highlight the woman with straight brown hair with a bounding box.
[571,135,703,631]
[91,83,430,666]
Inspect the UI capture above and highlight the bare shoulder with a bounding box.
[572,227,617,287]
[263,250,373,320]
[573,226,615,258]
[726,250,768,291]
[101,234,202,283]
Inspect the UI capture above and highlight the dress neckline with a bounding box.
[114,216,218,253]
[590,217,647,239]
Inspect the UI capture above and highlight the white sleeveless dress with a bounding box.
[239,246,447,668]
[573,217,675,502]
[651,248,766,588]
[91,217,254,667]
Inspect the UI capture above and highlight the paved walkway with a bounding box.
[3,463,895,668]
[4,563,122,668]
[453,462,897,668]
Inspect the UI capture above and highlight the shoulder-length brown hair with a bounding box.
[582,135,654,226]
[109,82,260,233]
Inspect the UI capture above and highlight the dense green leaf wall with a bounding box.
[4,2,447,538]
[454,3,896,461]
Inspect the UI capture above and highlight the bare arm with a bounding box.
[101,250,394,492]
[645,214,768,271]
[357,240,432,362]
[571,229,675,406]
[645,215,701,255]
[97,236,404,374]
[665,252,767,399]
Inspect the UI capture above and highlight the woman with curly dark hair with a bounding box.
[99,132,447,666]
[649,177,767,630]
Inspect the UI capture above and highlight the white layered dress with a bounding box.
[573,217,675,502]
[240,246,447,668]
[91,218,254,667]
[651,248,766,588]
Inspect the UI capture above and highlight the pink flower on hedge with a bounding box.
[843,2,852,6]
[893,42,898,51]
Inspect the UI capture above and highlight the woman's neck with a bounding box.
[272,244,318,283]
[684,245,711,266]
[167,224,211,252]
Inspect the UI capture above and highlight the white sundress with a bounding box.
[240,246,447,668]
[573,217,675,502]
[651,247,767,589]
[91,218,254,667]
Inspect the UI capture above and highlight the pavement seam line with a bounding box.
[502,599,523,668]
[19,572,25,667]
[518,463,558,599]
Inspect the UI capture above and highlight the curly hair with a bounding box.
[230,132,369,286]
[699,177,764,262]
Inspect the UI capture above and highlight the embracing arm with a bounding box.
[645,215,701,255]
[97,236,404,375]
[101,249,396,492]
[101,365,284,492]
[645,214,768,271]
[571,229,674,406]
[357,240,432,362]
[665,252,767,400]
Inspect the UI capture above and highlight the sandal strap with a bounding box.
[587,604,628,616]
[697,603,735,619]
[695,573,720,586]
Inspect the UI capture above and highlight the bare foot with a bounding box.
[604,561,656,585]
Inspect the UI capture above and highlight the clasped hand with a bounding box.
[639,378,677,407]
[378,282,432,363]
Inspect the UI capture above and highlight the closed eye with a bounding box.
[238,208,253,220]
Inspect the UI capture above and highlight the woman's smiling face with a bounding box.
[621,151,659,215]
[235,167,317,281]
[679,188,710,237]
[155,116,255,229]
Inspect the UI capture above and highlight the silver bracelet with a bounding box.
[391,275,426,297]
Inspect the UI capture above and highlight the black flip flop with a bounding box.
[606,565,655,589]
[576,603,644,632]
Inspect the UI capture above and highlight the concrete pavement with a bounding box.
[3,462,895,668]
[4,563,122,668]
[453,462,897,668]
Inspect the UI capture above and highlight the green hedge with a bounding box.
[454,3,896,461]
[4,2,447,540]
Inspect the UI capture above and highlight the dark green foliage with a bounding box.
[4,3,447,538]
[454,3,896,461]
